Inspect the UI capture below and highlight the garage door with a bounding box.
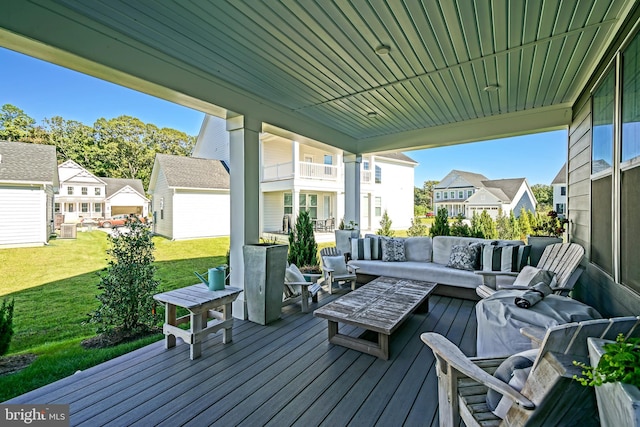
[111,206,142,215]
[0,187,44,245]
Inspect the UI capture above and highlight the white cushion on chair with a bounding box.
[512,266,557,289]
[323,255,349,275]
[285,263,307,283]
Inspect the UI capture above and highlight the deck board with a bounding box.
[5,290,478,426]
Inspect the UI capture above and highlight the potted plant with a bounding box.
[574,334,640,427]
[288,210,321,275]
[527,210,568,265]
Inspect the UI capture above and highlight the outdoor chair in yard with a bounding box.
[476,243,585,299]
[283,263,322,313]
[421,316,640,427]
[320,246,358,294]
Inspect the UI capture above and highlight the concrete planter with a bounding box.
[588,337,640,427]
[335,229,360,255]
[243,243,288,325]
[527,236,562,266]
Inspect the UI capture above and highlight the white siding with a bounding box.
[374,159,414,229]
[150,169,174,239]
[263,192,284,232]
[262,138,293,166]
[107,188,149,216]
[0,186,47,246]
[173,190,230,239]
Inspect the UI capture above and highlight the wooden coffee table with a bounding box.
[313,276,437,360]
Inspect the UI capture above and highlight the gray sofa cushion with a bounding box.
[404,236,432,262]
[432,236,487,265]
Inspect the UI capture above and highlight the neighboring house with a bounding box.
[101,177,149,218]
[0,141,59,247]
[148,153,230,240]
[433,170,536,219]
[551,164,567,217]
[192,116,417,234]
[56,160,148,221]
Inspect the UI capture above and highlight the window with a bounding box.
[95,188,101,196]
[467,189,473,198]
[81,203,88,213]
[375,165,381,183]
[458,191,463,199]
[591,68,615,275]
[299,193,318,218]
[450,191,455,199]
[67,203,74,212]
[81,187,88,195]
[436,191,441,200]
[444,192,448,199]
[324,154,333,175]
[284,193,293,215]
[94,203,101,213]
[556,203,565,215]
[375,197,382,216]
[561,186,566,196]
[54,203,60,213]
[363,161,370,170]
[67,187,74,195]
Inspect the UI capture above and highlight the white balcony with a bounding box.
[262,161,338,182]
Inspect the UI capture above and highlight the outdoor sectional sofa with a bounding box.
[348,235,525,300]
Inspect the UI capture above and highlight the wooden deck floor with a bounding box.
[7,291,478,426]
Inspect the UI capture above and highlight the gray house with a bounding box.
[0,141,59,247]
[148,154,230,240]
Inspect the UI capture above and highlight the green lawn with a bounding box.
[0,231,229,401]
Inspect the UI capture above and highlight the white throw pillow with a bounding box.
[285,263,307,283]
[323,255,349,275]
[486,349,538,418]
[512,266,557,289]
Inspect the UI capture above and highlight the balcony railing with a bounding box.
[262,161,338,181]
[263,162,294,181]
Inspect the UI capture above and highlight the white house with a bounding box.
[551,164,567,217]
[193,116,417,234]
[0,141,59,247]
[434,170,537,219]
[148,153,230,240]
[56,160,148,221]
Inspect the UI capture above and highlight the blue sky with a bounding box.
[0,47,566,187]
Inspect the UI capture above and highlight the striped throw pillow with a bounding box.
[351,237,373,260]
[481,244,531,272]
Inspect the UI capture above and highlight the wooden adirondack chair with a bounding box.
[476,243,585,299]
[421,316,640,427]
[320,247,358,294]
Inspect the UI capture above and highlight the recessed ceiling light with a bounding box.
[375,45,391,55]
[483,85,499,92]
[367,111,378,118]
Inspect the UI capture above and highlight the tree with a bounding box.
[531,184,553,210]
[407,217,428,236]
[287,210,318,270]
[518,207,533,239]
[377,209,394,237]
[472,210,497,239]
[430,207,450,237]
[0,104,35,141]
[449,214,471,236]
[495,209,510,239]
[509,210,521,240]
[88,219,159,335]
[0,298,15,357]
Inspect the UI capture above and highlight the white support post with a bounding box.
[343,154,362,228]
[227,114,261,320]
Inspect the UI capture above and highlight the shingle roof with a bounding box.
[0,140,58,184]
[375,152,417,164]
[481,178,527,202]
[101,177,146,198]
[156,154,230,189]
[551,163,566,185]
[435,170,489,189]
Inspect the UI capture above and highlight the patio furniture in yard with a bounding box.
[314,276,437,360]
[283,264,322,313]
[153,284,242,360]
[320,246,358,294]
[476,243,585,299]
[420,316,640,427]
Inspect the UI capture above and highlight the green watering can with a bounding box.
[195,265,227,291]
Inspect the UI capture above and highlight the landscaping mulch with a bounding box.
[81,327,162,350]
[0,354,36,376]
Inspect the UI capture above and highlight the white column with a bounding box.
[227,114,261,320]
[292,140,300,178]
[343,154,361,228]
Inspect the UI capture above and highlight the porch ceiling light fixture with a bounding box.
[367,111,378,118]
[375,44,391,55]
[483,85,499,92]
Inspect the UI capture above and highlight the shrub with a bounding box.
[449,214,471,237]
[288,209,318,270]
[377,209,394,237]
[430,207,450,237]
[407,217,428,236]
[574,334,640,388]
[0,298,15,356]
[88,218,160,334]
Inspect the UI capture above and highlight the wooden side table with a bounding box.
[153,284,242,360]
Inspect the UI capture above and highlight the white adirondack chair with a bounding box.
[421,316,640,427]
